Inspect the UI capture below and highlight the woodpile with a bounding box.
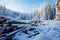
[0,16,20,37]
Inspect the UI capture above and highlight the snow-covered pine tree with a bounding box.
[33,0,56,20]
[0,5,3,15]
[51,3,56,20]
[55,0,60,21]
[3,5,6,16]
[33,0,51,20]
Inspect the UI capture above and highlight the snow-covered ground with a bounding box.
[12,20,60,40]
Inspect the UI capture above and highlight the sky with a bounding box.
[0,0,55,13]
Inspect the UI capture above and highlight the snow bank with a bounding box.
[33,20,60,40]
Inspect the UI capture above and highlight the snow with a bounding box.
[33,20,60,40]
[13,33,34,40]
[12,20,60,40]
[33,1,56,20]
[0,5,32,20]
[0,1,59,40]
[0,5,59,40]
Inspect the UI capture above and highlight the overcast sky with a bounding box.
[0,0,55,13]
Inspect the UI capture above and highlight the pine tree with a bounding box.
[3,5,6,16]
[55,0,60,21]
